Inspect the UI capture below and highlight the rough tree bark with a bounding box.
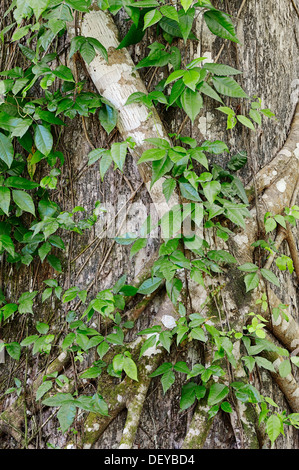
[0,0,299,450]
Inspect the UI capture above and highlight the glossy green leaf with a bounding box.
[212,76,248,99]
[204,10,239,43]
[260,268,280,287]
[34,125,53,156]
[207,383,229,406]
[0,132,14,167]
[12,190,35,215]
[181,88,203,123]
[0,186,10,215]
[244,272,260,292]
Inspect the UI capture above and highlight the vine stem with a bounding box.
[285,224,299,279]
[290,0,299,17]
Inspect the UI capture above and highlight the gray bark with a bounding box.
[0,0,299,450]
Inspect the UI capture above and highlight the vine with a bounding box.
[0,0,298,449]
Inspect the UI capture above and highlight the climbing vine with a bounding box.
[0,0,299,449]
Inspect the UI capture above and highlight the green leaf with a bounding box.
[113,353,124,373]
[244,272,260,292]
[207,383,229,406]
[160,5,179,23]
[180,382,197,410]
[130,238,147,258]
[139,334,157,358]
[212,76,248,99]
[80,366,103,379]
[0,132,14,167]
[123,356,138,381]
[130,0,159,7]
[178,8,195,43]
[174,361,190,374]
[6,342,21,361]
[20,335,39,346]
[241,356,256,373]
[145,138,170,149]
[151,155,173,187]
[97,341,109,359]
[42,393,74,407]
[5,177,39,190]
[238,263,259,273]
[143,9,162,29]
[183,69,200,91]
[27,0,49,20]
[36,321,49,335]
[38,242,52,262]
[80,41,96,64]
[224,203,248,228]
[203,63,241,76]
[53,65,74,82]
[0,186,10,215]
[221,401,233,413]
[255,356,275,372]
[266,414,282,445]
[12,190,35,215]
[181,88,203,123]
[168,79,185,106]
[1,303,17,321]
[189,148,209,169]
[179,182,201,202]
[63,286,79,303]
[237,115,255,130]
[117,15,146,49]
[227,151,247,171]
[66,0,91,12]
[161,369,175,394]
[291,357,299,367]
[99,150,113,180]
[274,214,286,229]
[69,36,86,58]
[99,104,117,135]
[202,140,229,154]
[249,108,262,126]
[279,359,291,378]
[34,125,53,156]
[137,277,162,295]
[204,10,239,43]
[57,403,76,433]
[149,362,172,378]
[162,178,176,203]
[11,118,32,138]
[260,268,280,287]
[36,381,53,401]
[180,0,193,11]
[159,331,172,353]
[202,181,221,203]
[138,148,166,164]
[47,254,62,272]
[190,327,206,342]
[106,327,124,346]
[86,37,108,62]
[62,332,76,350]
[198,81,223,103]
[48,18,66,35]
[159,16,196,40]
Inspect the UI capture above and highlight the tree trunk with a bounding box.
[0,0,299,450]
